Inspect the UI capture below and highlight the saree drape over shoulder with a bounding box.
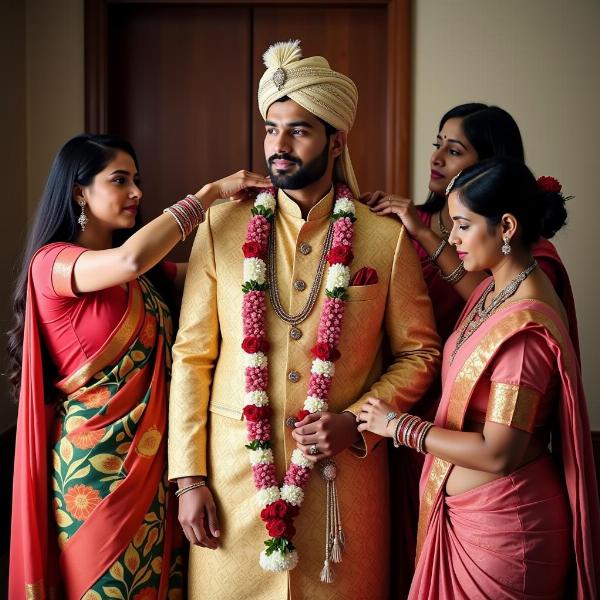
[410,290,600,600]
[9,243,183,599]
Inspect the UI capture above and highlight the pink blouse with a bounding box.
[444,320,558,432]
[31,243,128,378]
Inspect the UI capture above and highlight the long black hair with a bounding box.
[421,103,525,213]
[452,157,568,245]
[7,133,173,400]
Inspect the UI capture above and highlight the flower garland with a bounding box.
[241,184,356,572]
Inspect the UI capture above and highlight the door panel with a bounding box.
[107,4,252,259]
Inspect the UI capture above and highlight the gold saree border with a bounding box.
[51,246,85,298]
[57,281,144,394]
[487,382,541,432]
[415,306,566,561]
[25,580,44,600]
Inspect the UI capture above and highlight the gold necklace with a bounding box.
[437,210,450,240]
[450,260,538,362]
[267,218,334,340]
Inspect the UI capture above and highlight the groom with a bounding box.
[168,40,440,599]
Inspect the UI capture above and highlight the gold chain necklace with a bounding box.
[437,209,450,240]
[267,217,334,339]
[451,260,538,362]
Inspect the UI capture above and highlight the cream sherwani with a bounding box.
[169,188,440,599]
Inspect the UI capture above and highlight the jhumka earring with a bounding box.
[501,235,511,255]
[78,200,88,231]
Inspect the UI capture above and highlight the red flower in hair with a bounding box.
[242,336,270,354]
[327,245,354,266]
[243,241,266,258]
[537,176,562,194]
[311,342,341,362]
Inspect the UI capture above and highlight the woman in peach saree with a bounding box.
[359,158,599,599]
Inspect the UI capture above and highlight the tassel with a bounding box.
[331,536,343,563]
[320,559,334,583]
[319,459,345,580]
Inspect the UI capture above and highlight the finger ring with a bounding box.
[385,411,398,424]
[309,444,320,456]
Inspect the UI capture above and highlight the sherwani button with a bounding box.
[285,416,297,428]
[299,242,312,255]
[294,279,307,292]
[288,370,301,383]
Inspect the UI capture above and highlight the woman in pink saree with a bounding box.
[359,157,599,598]
[363,103,581,597]
[8,134,270,599]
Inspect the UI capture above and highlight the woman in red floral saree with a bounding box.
[359,158,599,599]
[8,134,270,599]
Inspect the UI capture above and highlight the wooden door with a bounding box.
[86,0,410,260]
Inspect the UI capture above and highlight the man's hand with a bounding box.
[195,169,272,208]
[291,412,359,463]
[177,477,221,549]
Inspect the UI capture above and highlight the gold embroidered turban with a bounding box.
[257,40,360,198]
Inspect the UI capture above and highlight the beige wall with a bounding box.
[26,0,84,214]
[0,0,83,432]
[412,0,600,426]
[0,0,27,431]
[3,0,599,428]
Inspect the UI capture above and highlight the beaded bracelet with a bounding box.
[164,194,206,240]
[175,480,207,498]
[427,238,448,264]
[440,261,466,285]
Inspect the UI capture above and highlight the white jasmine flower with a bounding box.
[243,257,266,285]
[304,396,328,413]
[244,352,267,368]
[256,486,281,509]
[255,192,276,213]
[280,484,304,506]
[244,391,269,407]
[311,359,335,378]
[325,263,350,292]
[333,197,355,215]
[291,449,314,470]
[259,548,299,572]
[249,448,275,466]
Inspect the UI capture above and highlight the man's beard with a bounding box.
[267,139,330,190]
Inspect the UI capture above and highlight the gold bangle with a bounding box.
[175,480,207,498]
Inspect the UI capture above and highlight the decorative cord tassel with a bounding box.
[320,559,334,583]
[330,481,343,563]
[320,459,344,581]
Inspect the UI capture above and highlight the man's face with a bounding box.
[264,99,332,190]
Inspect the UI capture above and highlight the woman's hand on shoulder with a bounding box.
[361,191,426,239]
[195,170,272,208]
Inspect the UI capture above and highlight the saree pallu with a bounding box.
[412,300,600,600]
[10,269,183,599]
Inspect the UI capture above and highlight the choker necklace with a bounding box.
[437,210,450,240]
[451,260,538,362]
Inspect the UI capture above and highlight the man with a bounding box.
[168,40,440,599]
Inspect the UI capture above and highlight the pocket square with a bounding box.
[351,266,378,286]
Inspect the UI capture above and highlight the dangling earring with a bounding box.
[501,235,511,255]
[78,200,88,231]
